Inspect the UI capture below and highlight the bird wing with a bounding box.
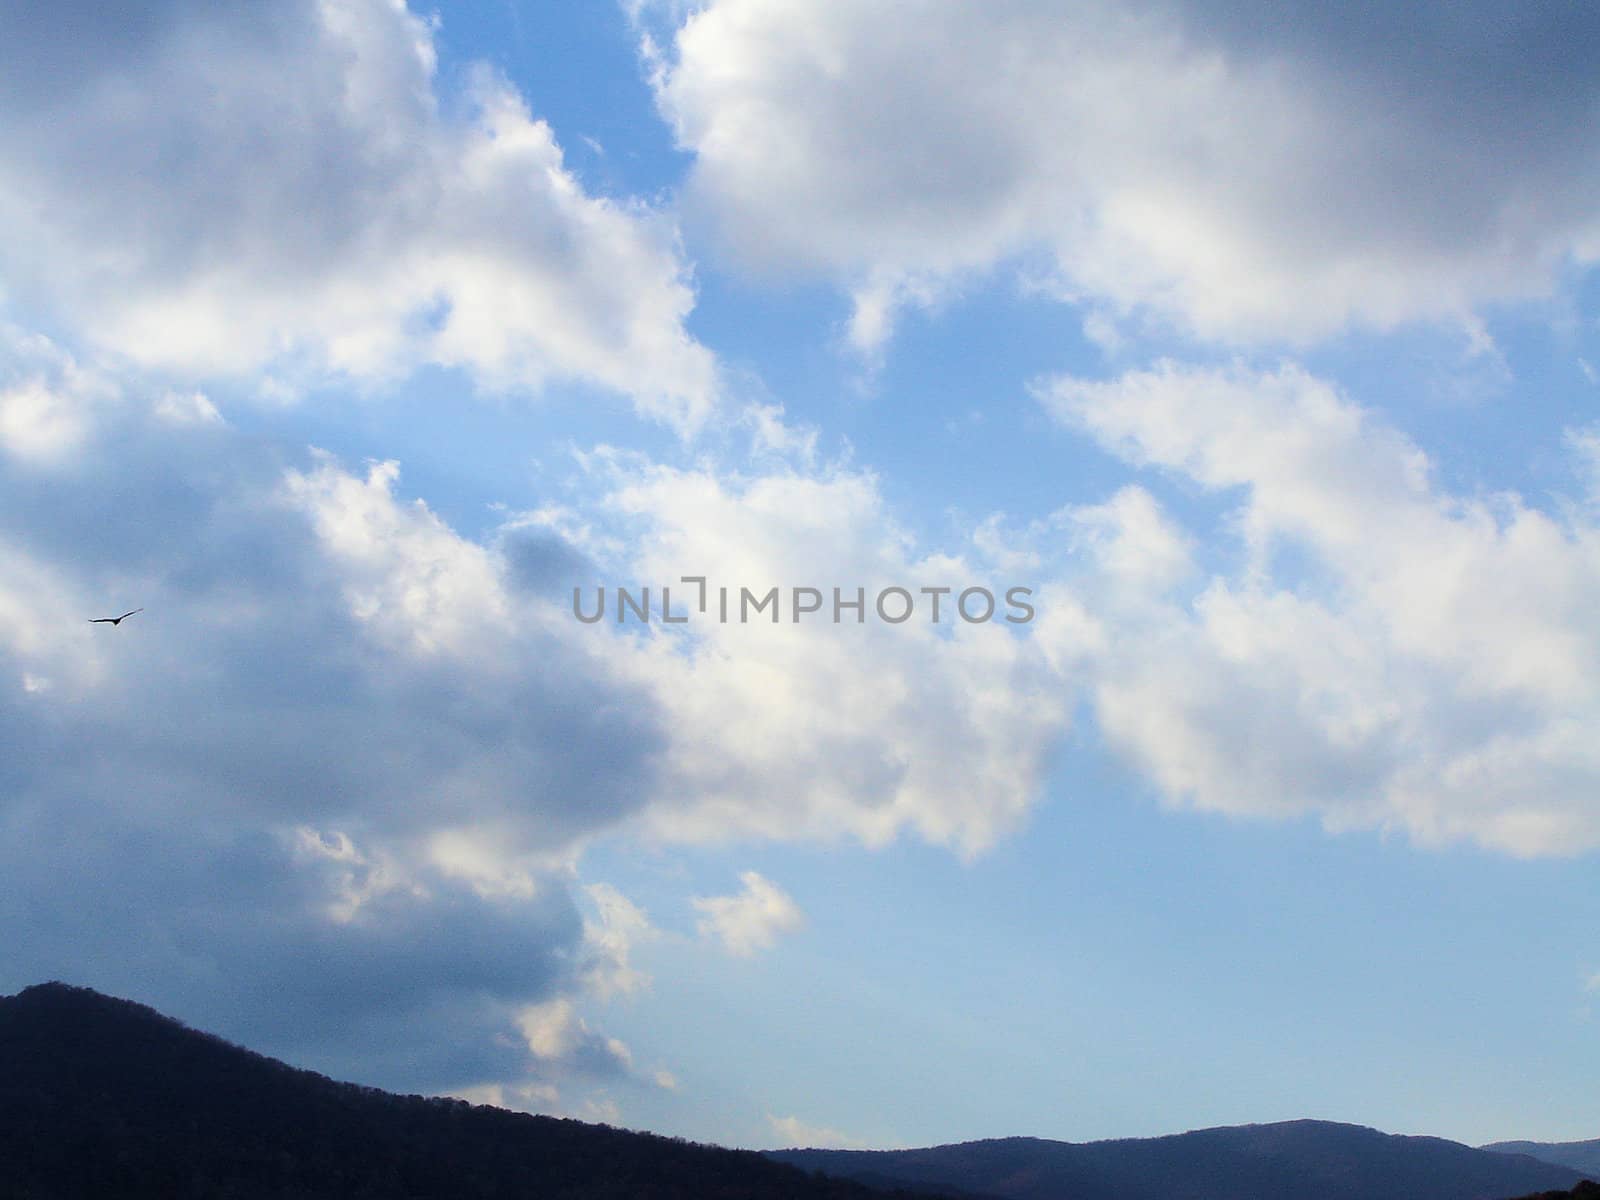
[89,618,114,623]
[118,609,143,620]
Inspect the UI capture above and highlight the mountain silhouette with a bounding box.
[1503,1185,1600,1200]
[4,980,1592,1200]
[770,1121,1592,1200]
[0,981,939,1200]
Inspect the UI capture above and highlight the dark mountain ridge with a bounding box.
[0,981,937,1200]
[770,1119,1592,1200]
[3,980,1591,1200]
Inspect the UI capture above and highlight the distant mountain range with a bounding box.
[1487,1140,1600,1180]
[770,1121,1594,1200]
[1,980,1593,1200]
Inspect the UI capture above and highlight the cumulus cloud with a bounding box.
[0,0,716,427]
[693,871,805,956]
[0,325,115,468]
[0,327,1070,1100]
[580,450,1071,855]
[1037,359,1600,856]
[516,998,635,1074]
[644,0,1600,348]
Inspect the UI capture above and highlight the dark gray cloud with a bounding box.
[502,528,598,601]
[0,352,666,1095]
[0,810,580,1092]
[0,1,270,97]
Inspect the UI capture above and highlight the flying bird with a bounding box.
[89,608,143,626]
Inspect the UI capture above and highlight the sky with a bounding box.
[3,0,1600,1153]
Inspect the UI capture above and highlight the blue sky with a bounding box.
[3,0,1600,1153]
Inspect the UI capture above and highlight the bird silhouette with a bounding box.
[89,609,143,626]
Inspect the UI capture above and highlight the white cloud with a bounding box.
[579,1096,624,1125]
[1039,359,1600,856]
[0,0,716,428]
[153,390,223,427]
[0,325,114,466]
[765,1112,870,1150]
[424,828,552,901]
[291,827,421,924]
[583,452,1071,855]
[693,871,805,956]
[451,1080,562,1112]
[517,998,586,1060]
[0,379,89,464]
[514,998,639,1085]
[645,0,1600,349]
[581,882,656,999]
[283,454,515,660]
